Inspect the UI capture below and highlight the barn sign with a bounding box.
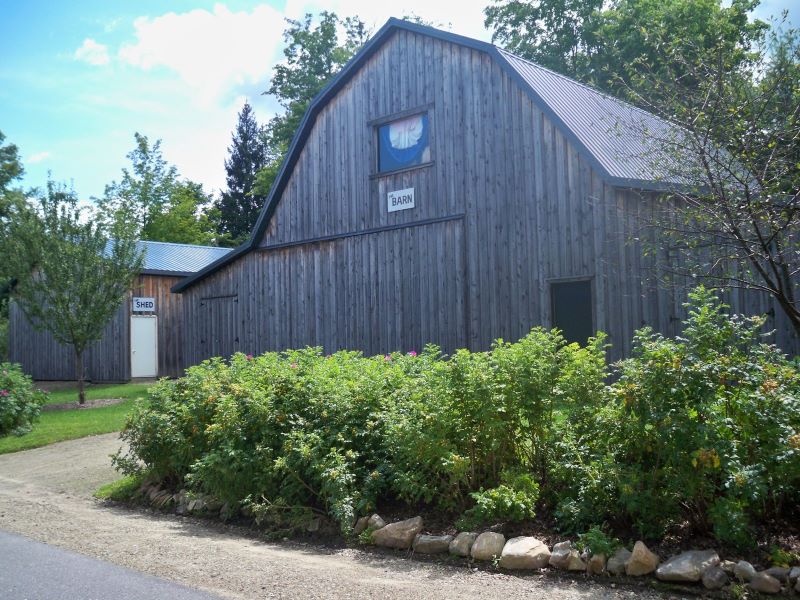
[132,297,155,312]
[387,187,415,212]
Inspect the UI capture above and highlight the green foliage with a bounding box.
[557,288,800,546]
[577,526,620,557]
[114,288,799,545]
[4,182,143,403]
[99,133,218,245]
[457,470,540,530]
[94,474,144,501]
[0,363,45,436]
[215,102,271,244]
[768,545,800,567]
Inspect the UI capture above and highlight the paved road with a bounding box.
[0,529,224,600]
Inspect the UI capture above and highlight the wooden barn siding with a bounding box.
[132,274,186,378]
[8,301,130,382]
[180,29,797,366]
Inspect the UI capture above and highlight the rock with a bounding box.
[702,566,729,590]
[147,486,162,502]
[353,516,370,535]
[734,560,757,582]
[795,578,800,594]
[471,532,506,561]
[626,541,659,577]
[607,548,632,576]
[749,572,782,594]
[789,566,800,584]
[587,554,607,575]
[499,537,551,570]
[449,532,478,557]
[306,517,322,533]
[566,550,587,571]
[720,560,737,574]
[655,550,720,582]
[205,498,223,512]
[413,534,453,554]
[765,567,789,582]
[549,541,574,569]
[372,516,423,549]
[367,514,386,530]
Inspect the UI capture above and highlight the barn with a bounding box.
[173,18,798,364]
[8,240,231,381]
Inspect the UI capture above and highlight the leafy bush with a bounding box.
[555,287,800,546]
[457,470,540,529]
[0,363,46,436]
[577,526,620,556]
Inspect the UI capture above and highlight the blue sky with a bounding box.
[1,0,797,202]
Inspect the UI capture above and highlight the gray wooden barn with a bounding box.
[173,18,798,364]
[9,241,231,381]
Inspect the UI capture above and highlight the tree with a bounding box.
[253,13,368,206]
[99,133,217,245]
[484,0,768,99]
[214,102,269,244]
[625,23,800,337]
[5,182,143,403]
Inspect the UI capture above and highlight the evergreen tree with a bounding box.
[215,102,268,245]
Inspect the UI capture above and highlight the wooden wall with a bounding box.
[8,274,188,381]
[8,301,130,382]
[179,28,798,365]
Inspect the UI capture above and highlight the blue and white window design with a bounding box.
[377,113,430,173]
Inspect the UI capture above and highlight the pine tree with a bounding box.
[215,102,268,245]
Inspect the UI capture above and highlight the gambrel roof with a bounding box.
[174,18,684,292]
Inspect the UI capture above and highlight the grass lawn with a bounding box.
[41,382,152,406]
[0,398,145,455]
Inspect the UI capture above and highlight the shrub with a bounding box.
[577,526,620,556]
[0,363,46,436]
[457,470,540,530]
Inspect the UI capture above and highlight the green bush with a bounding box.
[114,287,799,546]
[0,363,46,436]
[556,287,800,546]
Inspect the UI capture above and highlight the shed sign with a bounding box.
[387,187,415,213]
[132,297,155,312]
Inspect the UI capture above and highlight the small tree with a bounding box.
[6,182,143,403]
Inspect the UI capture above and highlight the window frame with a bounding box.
[548,276,596,345]
[369,104,434,177]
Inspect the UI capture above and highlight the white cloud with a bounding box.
[74,38,111,66]
[118,4,286,107]
[26,151,51,164]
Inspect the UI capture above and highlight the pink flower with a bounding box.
[0,389,8,397]
[246,354,254,361]
[290,362,298,369]
[384,354,392,362]
[407,351,417,357]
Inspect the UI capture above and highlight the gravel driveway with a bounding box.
[0,434,683,599]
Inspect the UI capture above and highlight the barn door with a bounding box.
[199,295,240,359]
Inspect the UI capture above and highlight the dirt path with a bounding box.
[0,434,681,600]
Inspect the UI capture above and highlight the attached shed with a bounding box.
[8,240,231,381]
[173,18,798,363]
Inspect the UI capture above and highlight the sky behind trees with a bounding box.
[1,0,796,201]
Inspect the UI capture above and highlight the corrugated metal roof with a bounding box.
[136,240,232,274]
[105,240,233,275]
[498,49,690,187]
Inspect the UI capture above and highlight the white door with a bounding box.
[131,315,158,378]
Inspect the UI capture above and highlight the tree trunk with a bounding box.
[75,349,86,405]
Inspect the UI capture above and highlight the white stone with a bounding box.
[413,534,453,554]
[734,560,757,582]
[499,537,550,570]
[449,532,478,557]
[367,514,386,530]
[702,566,728,590]
[607,547,632,576]
[471,532,506,561]
[789,566,800,584]
[655,550,720,582]
[626,541,659,577]
[587,554,607,575]
[353,516,369,535]
[549,541,573,569]
[372,516,423,549]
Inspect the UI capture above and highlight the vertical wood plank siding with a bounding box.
[179,29,797,364]
[8,274,188,381]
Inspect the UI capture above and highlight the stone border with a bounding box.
[138,483,800,597]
